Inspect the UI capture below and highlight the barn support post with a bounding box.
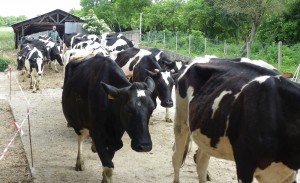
[278,41,282,69]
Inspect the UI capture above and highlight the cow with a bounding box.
[62,54,156,182]
[17,43,33,82]
[148,48,179,73]
[101,32,134,52]
[172,58,300,183]
[62,33,101,53]
[112,47,174,122]
[20,37,50,60]
[26,47,45,93]
[38,36,64,72]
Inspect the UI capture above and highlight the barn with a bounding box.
[11,9,83,49]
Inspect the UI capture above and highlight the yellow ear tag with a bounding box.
[108,94,114,100]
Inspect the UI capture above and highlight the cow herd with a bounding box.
[16,32,300,183]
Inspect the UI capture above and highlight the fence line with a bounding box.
[0,67,34,167]
[141,31,300,73]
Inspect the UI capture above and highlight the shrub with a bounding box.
[0,56,11,72]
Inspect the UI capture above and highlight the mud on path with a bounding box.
[0,60,238,182]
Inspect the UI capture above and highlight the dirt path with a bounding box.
[1,64,238,183]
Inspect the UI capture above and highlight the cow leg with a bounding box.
[165,107,172,122]
[54,61,59,73]
[173,92,190,183]
[36,75,41,91]
[102,166,113,183]
[30,72,37,93]
[172,122,190,183]
[194,148,210,183]
[233,145,256,183]
[92,139,115,183]
[75,128,90,171]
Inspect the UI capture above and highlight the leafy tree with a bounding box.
[82,9,111,34]
[212,0,286,56]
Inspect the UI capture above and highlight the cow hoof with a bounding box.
[75,163,85,171]
[91,144,97,153]
[165,118,173,122]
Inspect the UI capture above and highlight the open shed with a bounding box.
[11,9,83,49]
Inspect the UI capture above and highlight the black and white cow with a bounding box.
[17,43,33,81]
[172,58,300,183]
[20,38,50,60]
[26,47,45,93]
[38,36,64,72]
[112,47,174,121]
[101,32,134,52]
[148,48,180,73]
[62,54,156,182]
[62,33,100,53]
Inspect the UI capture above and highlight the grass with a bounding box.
[0,26,15,71]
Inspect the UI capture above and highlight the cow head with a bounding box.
[101,77,156,152]
[29,57,44,75]
[146,69,174,108]
[17,54,26,70]
[28,48,45,76]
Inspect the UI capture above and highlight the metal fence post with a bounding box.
[278,41,282,69]
[189,35,191,54]
[175,32,178,51]
[247,42,250,58]
[204,38,207,53]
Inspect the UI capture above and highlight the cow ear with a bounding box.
[101,82,119,100]
[144,76,155,93]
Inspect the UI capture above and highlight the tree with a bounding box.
[82,9,111,34]
[212,0,286,56]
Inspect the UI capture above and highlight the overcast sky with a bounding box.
[0,0,82,18]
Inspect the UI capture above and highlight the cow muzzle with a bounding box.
[161,99,173,108]
[131,142,152,152]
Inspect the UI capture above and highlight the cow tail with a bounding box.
[181,135,192,167]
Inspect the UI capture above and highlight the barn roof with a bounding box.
[11,9,83,49]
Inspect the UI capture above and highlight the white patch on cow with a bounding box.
[121,49,152,76]
[46,41,55,48]
[155,51,163,61]
[255,75,271,84]
[107,39,127,52]
[161,71,171,85]
[192,129,234,161]
[254,162,297,183]
[137,90,146,97]
[187,86,194,103]
[108,51,119,61]
[241,57,277,70]
[177,57,210,81]
[211,90,232,119]
[234,75,271,100]
[36,58,43,74]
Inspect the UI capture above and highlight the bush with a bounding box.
[0,56,11,72]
